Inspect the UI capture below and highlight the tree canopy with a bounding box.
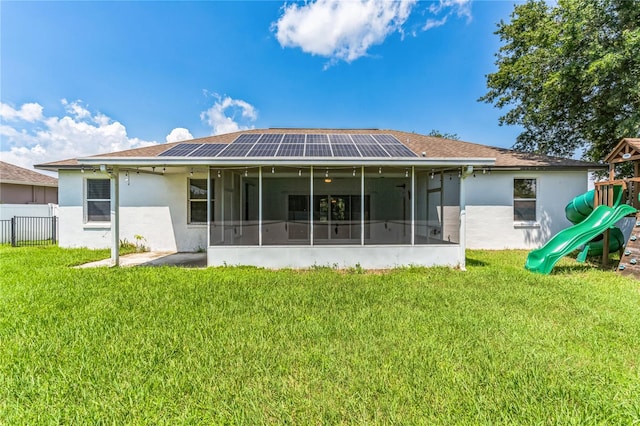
[427,129,461,140]
[480,0,640,162]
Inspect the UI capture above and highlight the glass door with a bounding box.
[313,194,365,244]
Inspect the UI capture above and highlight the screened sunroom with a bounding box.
[157,132,491,268]
[80,132,494,268]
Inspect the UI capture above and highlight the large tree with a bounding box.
[480,0,640,162]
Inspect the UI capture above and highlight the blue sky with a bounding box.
[1,0,522,170]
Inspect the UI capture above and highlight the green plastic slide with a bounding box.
[525,203,637,274]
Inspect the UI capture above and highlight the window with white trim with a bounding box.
[188,178,214,224]
[514,178,537,222]
[85,178,111,222]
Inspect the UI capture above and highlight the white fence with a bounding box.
[0,204,59,245]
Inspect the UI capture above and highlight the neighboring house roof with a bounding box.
[35,128,604,171]
[0,161,58,187]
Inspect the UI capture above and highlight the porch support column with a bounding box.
[411,166,415,246]
[110,167,120,267]
[459,165,473,271]
[207,167,211,248]
[310,166,314,246]
[361,166,365,246]
[259,166,263,246]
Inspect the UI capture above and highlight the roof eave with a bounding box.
[76,157,498,168]
[491,164,607,171]
[0,179,58,187]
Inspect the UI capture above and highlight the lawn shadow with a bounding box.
[466,257,488,267]
[551,263,598,274]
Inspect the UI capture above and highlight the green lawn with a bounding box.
[1,246,639,424]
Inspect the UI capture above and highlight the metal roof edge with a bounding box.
[76,157,498,167]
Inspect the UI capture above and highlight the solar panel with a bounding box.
[351,134,377,144]
[331,144,361,157]
[233,134,261,144]
[277,143,305,157]
[248,144,279,157]
[305,144,331,157]
[188,144,228,157]
[372,134,402,144]
[218,143,254,157]
[258,134,284,144]
[358,144,391,157]
[306,134,329,144]
[328,134,352,144]
[382,144,418,157]
[161,133,416,159]
[159,143,202,157]
[283,134,305,144]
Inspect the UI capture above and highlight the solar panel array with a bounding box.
[158,134,418,158]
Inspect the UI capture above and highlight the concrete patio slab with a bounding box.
[75,252,207,268]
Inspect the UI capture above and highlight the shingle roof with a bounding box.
[35,128,604,170]
[0,161,58,187]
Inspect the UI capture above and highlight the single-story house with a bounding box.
[36,129,603,269]
[1,161,58,205]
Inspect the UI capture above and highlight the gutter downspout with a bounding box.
[459,165,473,271]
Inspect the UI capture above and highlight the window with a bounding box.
[86,178,111,222]
[189,178,214,224]
[514,178,537,222]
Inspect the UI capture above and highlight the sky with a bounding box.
[0,0,524,172]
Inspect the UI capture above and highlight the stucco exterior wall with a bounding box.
[56,168,590,254]
[58,170,207,251]
[208,244,461,269]
[0,183,58,204]
[464,170,588,249]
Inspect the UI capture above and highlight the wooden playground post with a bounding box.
[602,165,615,267]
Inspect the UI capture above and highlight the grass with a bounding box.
[1,246,639,424]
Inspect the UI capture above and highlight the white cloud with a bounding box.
[273,0,473,65]
[274,0,416,65]
[0,100,156,171]
[200,95,258,135]
[166,127,194,143]
[61,98,91,120]
[425,0,472,29]
[423,16,448,31]
[0,102,44,122]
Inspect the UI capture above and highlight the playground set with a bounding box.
[526,138,640,277]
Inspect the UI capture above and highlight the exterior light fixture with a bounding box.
[217,170,221,178]
[81,167,84,174]
[272,167,275,174]
[378,167,382,174]
[405,170,409,178]
[430,171,435,179]
[245,169,248,177]
[298,169,302,176]
[325,169,329,178]
[190,168,193,176]
[353,168,356,177]
[162,167,166,175]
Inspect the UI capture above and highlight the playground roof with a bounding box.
[605,138,640,164]
[36,129,605,171]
